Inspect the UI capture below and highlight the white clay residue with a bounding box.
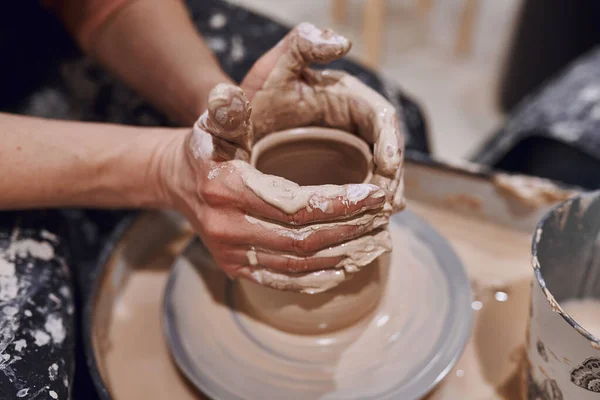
[48,363,58,381]
[3,306,18,317]
[0,231,58,369]
[40,230,58,243]
[296,22,350,48]
[493,173,575,208]
[7,239,54,261]
[13,339,26,352]
[535,228,542,244]
[0,258,15,276]
[209,13,227,29]
[33,330,51,347]
[250,268,346,294]
[208,168,220,180]
[308,195,332,213]
[0,274,19,303]
[206,37,226,53]
[344,183,378,205]
[44,314,66,345]
[246,248,258,266]
[285,230,391,272]
[190,116,215,159]
[245,215,313,241]
[0,234,54,302]
[235,160,382,215]
[230,36,245,62]
[245,212,388,242]
[245,230,391,293]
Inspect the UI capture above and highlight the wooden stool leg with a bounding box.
[363,0,385,69]
[331,0,347,25]
[418,0,434,17]
[455,0,480,57]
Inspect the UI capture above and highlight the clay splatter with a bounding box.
[33,330,51,347]
[230,35,245,62]
[44,314,66,345]
[13,339,26,352]
[48,363,58,381]
[40,230,58,243]
[209,13,227,29]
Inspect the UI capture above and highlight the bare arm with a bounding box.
[0,112,178,210]
[0,107,386,292]
[53,0,233,125]
[0,23,397,286]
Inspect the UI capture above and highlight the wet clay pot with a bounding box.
[236,126,383,335]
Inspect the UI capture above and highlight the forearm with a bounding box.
[0,113,182,210]
[79,0,232,125]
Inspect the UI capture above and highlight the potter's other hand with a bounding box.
[161,83,389,282]
[241,22,405,213]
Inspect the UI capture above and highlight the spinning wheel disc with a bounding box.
[163,211,472,400]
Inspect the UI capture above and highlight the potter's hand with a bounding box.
[241,23,405,213]
[163,84,390,289]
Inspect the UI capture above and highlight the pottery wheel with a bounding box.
[163,211,472,400]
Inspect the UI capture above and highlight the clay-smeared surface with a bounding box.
[242,127,391,294]
[164,214,468,399]
[100,230,202,400]
[493,173,575,208]
[100,201,532,399]
[414,203,532,400]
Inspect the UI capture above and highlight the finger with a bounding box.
[242,211,389,255]
[190,84,253,162]
[227,162,386,225]
[189,126,250,163]
[263,22,351,88]
[230,228,391,274]
[241,36,289,102]
[322,73,404,178]
[242,23,351,101]
[392,173,406,212]
[302,71,404,208]
[203,83,253,150]
[232,228,391,293]
[372,162,405,213]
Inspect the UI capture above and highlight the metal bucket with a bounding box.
[528,191,600,399]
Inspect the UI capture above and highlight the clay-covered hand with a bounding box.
[241,22,405,213]
[162,84,391,293]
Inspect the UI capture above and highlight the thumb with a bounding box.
[241,35,288,101]
[191,84,253,162]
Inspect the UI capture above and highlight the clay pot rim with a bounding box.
[251,126,374,183]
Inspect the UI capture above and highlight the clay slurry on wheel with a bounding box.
[163,209,471,400]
